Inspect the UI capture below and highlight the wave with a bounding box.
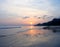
[0,26,21,29]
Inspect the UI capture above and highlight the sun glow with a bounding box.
[30,22,33,25]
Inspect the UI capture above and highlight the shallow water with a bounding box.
[0,26,60,47]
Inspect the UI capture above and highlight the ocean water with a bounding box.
[0,26,60,47]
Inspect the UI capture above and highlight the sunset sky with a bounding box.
[0,0,60,25]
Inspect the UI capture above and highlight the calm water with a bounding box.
[0,26,60,47]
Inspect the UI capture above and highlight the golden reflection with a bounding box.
[20,26,46,37]
[25,29,44,36]
[30,25,34,28]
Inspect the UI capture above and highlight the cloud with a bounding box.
[0,0,51,17]
[22,16,30,19]
[0,0,60,25]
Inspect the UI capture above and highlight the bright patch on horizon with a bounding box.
[30,22,33,25]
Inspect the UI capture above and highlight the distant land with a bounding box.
[35,18,60,26]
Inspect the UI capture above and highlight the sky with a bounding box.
[0,0,60,26]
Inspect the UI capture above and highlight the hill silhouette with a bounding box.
[35,18,60,26]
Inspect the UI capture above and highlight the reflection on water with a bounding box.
[17,26,50,37]
[20,26,48,37]
[0,26,60,47]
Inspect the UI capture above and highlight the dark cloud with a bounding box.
[37,17,41,19]
[34,15,48,19]
[34,16,37,18]
[22,16,30,19]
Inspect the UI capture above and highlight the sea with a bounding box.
[0,26,60,47]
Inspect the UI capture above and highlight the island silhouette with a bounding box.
[35,18,60,26]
